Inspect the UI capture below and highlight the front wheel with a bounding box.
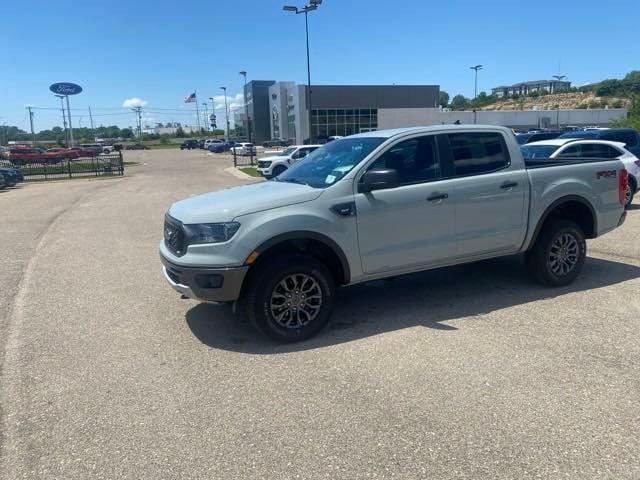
[242,254,336,342]
[525,219,586,287]
[271,165,287,177]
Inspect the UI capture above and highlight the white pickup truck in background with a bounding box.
[161,125,628,342]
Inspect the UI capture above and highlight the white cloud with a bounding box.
[122,97,148,108]
[211,93,244,112]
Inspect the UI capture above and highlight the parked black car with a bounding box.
[198,139,206,149]
[180,139,199,150]
[558,128,640,157]
[515,131,563,145]
[262,139,291,148]
[0,172,5,190]
[125,143,150,150]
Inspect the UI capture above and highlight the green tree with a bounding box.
[120,128,134,139]
[438,91,450,108]
[450,94,470,110]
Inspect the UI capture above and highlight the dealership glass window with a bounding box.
[311,108,378,138]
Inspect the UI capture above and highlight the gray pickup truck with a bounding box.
[160,125,628,342]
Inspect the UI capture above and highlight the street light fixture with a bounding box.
[283,0,322,143]
[220,87,230,140]
[239,70,251,143]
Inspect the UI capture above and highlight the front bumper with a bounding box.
[257,167,271,177]
[160,254,249,302]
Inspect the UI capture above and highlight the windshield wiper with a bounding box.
[279,178,311,187]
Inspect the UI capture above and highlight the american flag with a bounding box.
[184,92,196,103]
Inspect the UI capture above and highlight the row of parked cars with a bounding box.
[2,143,116,166]
[180,138,258,156]
[516,127,640,207]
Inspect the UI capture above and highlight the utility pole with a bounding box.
[219,87,230,140]
[65,95,75,146]
[131,106,143,138]
[552,74,566,129]
[239,71,251,142]
[470,65,483,124]
[27,106,36,145]
[54,95,69,147]
[194,91,201,134]
[89,106,95,140]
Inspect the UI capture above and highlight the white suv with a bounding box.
[257,145,321,178]
[522,138,640,207]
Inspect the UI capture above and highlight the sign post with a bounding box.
[49,83,83,147]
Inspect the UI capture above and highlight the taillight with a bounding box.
[619,168,629,205]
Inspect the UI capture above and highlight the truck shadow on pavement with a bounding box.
[185,255,640,353]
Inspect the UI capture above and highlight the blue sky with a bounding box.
[2,0,639,131]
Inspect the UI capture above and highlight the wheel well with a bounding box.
[628,174,637,192]
[246,238,348,288]
[536,199,596,241]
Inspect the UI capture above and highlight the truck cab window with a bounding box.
[369,135,440,185]
[447,132,510,176]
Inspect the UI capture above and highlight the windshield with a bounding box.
[278,147,296,156]
[276,137,385,188]
[515,134,532,145]
[521,144,560,159]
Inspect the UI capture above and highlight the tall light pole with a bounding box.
[54,94,69,146]
[239,71,251,142]
[283,0,322,143]
[552,74,566,129]
[202,103,209,132]
[470,64,483,124]
[220,87,230,140]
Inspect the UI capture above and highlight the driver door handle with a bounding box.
[500,181,518,189]
[427,192,448,202]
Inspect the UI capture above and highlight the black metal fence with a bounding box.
[232,149,256,167]
[1,152,124,181]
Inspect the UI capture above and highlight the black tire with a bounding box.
[242,254,336,343]
[525,219,586,287]
[272,165,287,177]
[625,177,636,208]
[103,149,110,154]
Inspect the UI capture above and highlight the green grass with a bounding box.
[123,161,141,166]
[239,167,261,177]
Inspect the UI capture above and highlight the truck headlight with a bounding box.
[185,222,240,245]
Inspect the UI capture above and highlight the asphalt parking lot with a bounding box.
[1,148,639,479]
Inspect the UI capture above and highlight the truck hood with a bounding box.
[258,155,285,162]
[169,180,323,223]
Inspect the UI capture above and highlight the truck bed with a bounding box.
[524,157,610,169]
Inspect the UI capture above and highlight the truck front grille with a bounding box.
[164,215,186,256]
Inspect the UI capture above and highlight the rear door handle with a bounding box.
[500,181,518,189]
[427,192,448,202]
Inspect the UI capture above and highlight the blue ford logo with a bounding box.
[49,82,83,95]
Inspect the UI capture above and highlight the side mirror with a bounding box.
[358,168,399,193]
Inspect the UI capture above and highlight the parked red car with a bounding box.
[67,147,98,157]
[8,147,63,165]
[47,148,81,159]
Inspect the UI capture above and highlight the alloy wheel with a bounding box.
[269,273,323,328]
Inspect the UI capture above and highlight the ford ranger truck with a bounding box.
[160,125,627,342]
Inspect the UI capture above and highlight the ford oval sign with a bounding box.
[49,82,83,95]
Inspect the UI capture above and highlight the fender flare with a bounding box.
[252,230,351,284]
[529,195,598,246]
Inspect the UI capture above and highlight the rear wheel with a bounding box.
[525,219,586,287]
[625,177,636,208]
[242,254,336,343]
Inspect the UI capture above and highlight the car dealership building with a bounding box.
[240,80,626,145]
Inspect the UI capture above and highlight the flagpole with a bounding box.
[194,91,201,134]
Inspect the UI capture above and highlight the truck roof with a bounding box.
[350,124,513,139]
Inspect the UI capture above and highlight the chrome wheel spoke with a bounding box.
[270,273,323,329]
[548,233,580,277]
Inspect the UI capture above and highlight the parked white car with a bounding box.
[204,139,224,150]
[231,143,257,156]
[257,145,321,178]
[521,138,640,207]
